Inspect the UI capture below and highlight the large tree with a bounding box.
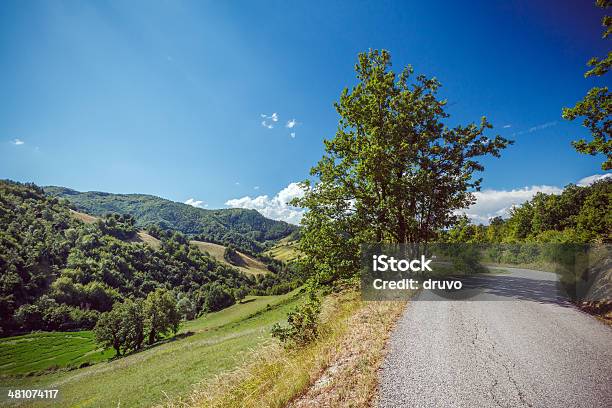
[295,50,511,281]
[562,0,611,170]
[144,288,180,345]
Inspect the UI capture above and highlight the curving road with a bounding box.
[378,267,612,408]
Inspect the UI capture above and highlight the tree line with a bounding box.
[443,178,611,244]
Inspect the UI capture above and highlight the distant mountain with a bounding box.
[44,186,298,253]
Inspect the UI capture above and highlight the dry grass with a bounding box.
[69,209,98,224]
[161,289,407,408]
[69,210,162,249]
[190,240,269,276]
[134,230,162,249]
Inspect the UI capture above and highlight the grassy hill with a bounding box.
[264,235,302,262]
[46,186,298,254]
[0,290,303,407]
[190,241,269,276]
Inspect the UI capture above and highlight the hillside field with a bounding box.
[0,332,114,376]
[1,290,303,407]
[190,240,269,276]
[264,240,302,262]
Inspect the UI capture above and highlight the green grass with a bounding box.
[264,242,301,262]
[0,289,302,408]
[0,332,113,376]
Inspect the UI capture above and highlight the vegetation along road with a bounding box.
[378,268,612,408]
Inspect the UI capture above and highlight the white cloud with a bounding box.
[260,112,279,129]
[225,182,306,224]
[577,173,611,186]
[462,185,563,224]
[184,198,207,208]
[290,132,296,138]
[254,186,260,190]
[503,124,512,129]
[461,172,610,224]
[11,138,24,145]
[286,119,298,128]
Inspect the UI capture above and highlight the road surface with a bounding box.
[378,267,612,408]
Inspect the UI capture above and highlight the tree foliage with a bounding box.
[294,49,511,283]
[562,0,611,170]
[143,288,181,345]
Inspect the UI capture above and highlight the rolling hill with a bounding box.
[45,186,298,253]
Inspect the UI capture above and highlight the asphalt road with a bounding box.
[378,267,612,408]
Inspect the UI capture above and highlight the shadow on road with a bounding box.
[458,274,574,306]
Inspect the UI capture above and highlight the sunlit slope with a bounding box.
[69,210,161,249]
[190,240,269,276]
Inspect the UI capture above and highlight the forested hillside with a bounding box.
[0,180,300,336]
[44,186,297,254]
[444,178,611,243]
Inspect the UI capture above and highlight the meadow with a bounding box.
[263,241,301,263]
[0,290,302,407]
[0,332,113,376]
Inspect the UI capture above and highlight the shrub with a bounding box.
[271,288,320,347]
[202,284,235,312]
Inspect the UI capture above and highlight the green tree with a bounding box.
[295,49,511,282]
[119,299,145,352]
[562,0,611,170]
[176,296,196,320]
[94,306,124,356]
[202,284,235,312]
[233,287,249,303]
[143,288,180,345]
[576,179,611,242]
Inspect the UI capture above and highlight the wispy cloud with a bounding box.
[253,186,260,190]
[184,198,207,208]
[11,138,24,145]
[290,132,296,139]
[225,182,306,224]
[260,112,279,129]
[235,181,240,186]
[503,124,512,129]
[511,121,557,137]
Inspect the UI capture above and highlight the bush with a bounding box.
[177,297,197,320]
[201,284,235,312]
[271,288,320,347]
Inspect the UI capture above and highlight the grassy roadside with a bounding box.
[166,288,407,408]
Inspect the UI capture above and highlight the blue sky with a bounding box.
[0,0,609,223]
